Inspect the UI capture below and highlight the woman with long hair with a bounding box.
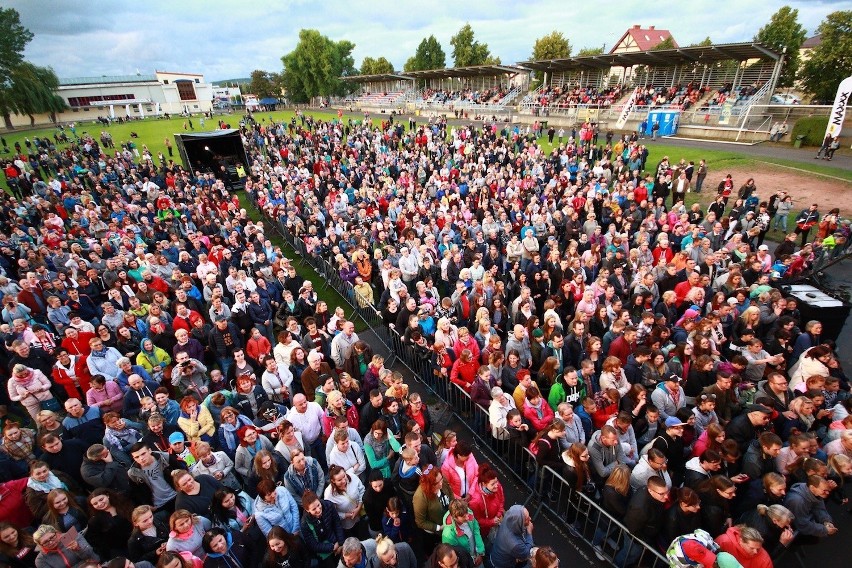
[274,419,309,464]
[363,419,402,478]
[209,487,255,533]
[86,487,134,559]
[43,488,87,533]
[260,526,306,568]
[128,505,170,565]
[591,463,632,559]
[323,464,367,539]
[245,449,288,495]
[696,475,737,538]
[24,461,80,521]
[0,521,38,568]
[692,422,726,458]
[166,509,212,558]
[412,465,453,558]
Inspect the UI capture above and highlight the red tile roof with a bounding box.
[801,35,821,49]
[610,25,678,53]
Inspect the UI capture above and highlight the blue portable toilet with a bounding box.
[644,110,680,137]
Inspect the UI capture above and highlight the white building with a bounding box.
[212,85,243,105]
[6,70,213,128]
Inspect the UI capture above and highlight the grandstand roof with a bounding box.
[340,73,412,83]
[518,42,781,73]
[402,64,525,79]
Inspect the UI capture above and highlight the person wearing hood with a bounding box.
[489,505,534,568]
[784,476,837,543]
[254,479,300,537]
[651,373,686,422]
[683,449,723,490]
[201,527,252,568]
[135,337,172,382]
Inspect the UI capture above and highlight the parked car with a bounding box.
[771,93,801,105]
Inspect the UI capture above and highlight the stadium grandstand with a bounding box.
[517,42,784,130]
[339,42,785,137]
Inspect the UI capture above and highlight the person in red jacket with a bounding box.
[52,350,92,399]
[607,326,637,365]
[468,463,505,539]
[522,387,555,432]
[450,349,478,392]
[674,271,700,307]
[0,477,34,528]
[715,525,773,568]
[60,328,96,357]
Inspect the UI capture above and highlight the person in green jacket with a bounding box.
[441,499,485,566]
[363,419,401,478]
[547,366,586,411]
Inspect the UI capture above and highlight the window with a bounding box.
[176,80,197,101]
[194,78,200,84]
[163,80,169,84]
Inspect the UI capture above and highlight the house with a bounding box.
[610,25,678,54]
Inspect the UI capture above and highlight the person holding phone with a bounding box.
[32,524,99,568]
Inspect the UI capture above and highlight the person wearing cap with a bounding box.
[725,404,773,454]
[651,373,686,423]
[650,417,688,487]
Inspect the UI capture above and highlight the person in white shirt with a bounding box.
[285,394,326,465]
[261,358,292,405]
[330,321,359,369]
[398,247,420,286]
[328,429,367,482]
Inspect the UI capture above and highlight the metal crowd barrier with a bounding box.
[248,192,670,567]
[537,466,668,567]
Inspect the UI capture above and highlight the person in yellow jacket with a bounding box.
[176,396,216,442]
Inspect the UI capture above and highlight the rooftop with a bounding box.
[58,74,158,86]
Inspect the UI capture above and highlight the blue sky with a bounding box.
[8,0,851,82]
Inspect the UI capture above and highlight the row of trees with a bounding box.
[272,8,851,105]
[0,8,67,129]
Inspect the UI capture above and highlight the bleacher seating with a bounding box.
[526,84,625,109]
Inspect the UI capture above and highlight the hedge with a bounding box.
[791,116,829,147]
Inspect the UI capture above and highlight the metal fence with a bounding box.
[248,191,674,567]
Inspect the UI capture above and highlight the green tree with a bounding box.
[532,31,571,60]
[689,37,713,47]
[577,46,605,56]
[403,35,446,72]
[0,62,67,128]
[0,7,32,77]
[801,10,852,102]
[450,23,493,67]
[249,70,281,99]
[755,6,807,87]
[280,29,356,103]
[360,56,395,75]
[651,37,677,50]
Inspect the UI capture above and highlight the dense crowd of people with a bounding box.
[0,106,848,568]
[524,85,625,109]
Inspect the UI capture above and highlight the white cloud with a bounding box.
[6,0,851,80]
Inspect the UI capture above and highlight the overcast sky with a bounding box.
[9,0,851,82]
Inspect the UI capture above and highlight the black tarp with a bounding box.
[173,129,248,185]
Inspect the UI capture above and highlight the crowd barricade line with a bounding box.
[539,465,668,568]
[247,192,667,567]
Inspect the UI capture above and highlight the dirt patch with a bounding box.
[705,163,852,215]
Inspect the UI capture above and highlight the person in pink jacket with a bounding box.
[468,462,505,540]
[85,374,125,413]
[440,439,479,500]
[7,364,55,420]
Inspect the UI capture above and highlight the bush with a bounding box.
[791,116,829,147]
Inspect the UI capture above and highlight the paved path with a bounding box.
[658,136,852,170]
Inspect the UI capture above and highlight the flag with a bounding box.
[615,88,640,130]
[825,75,852,139]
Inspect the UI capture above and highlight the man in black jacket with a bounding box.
[208,315,243,377]
[614,475,668,567]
